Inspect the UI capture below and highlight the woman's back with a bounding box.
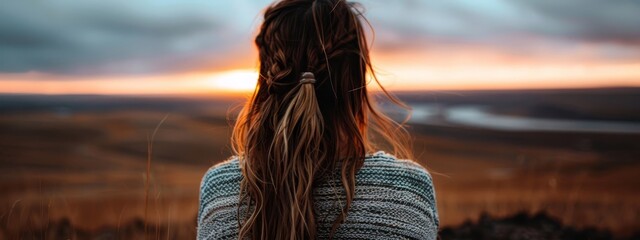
[197,0,439,238]
[198,151,439,239]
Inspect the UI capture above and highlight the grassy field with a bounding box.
[0,89,638,239]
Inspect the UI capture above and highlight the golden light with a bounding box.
[375,62,640,91]
[207,69,258,92]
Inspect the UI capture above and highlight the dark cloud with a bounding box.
[0,0,268,75]
[361,0,640,59]
[0,0,638,76]
[511,0,640,46]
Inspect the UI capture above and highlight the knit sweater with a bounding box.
[197,151,439,240]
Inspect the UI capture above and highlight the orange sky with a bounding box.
[2,1,640,95]
[1,47,639,95]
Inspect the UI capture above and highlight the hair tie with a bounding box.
[299,72,316,84]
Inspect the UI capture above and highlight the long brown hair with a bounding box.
[231,0,413,239]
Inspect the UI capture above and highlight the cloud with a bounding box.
[0,0,270,75]
[360,0,640,59]
[0,0,638,76]
[511,0,640,44]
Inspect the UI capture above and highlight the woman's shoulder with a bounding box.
[363,150,434,181]
[201,156,241,184]
[362,151,435,196]
[199,156,242,203]
[361,151,439,227]
[203,156,241,175]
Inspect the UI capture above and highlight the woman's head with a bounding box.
[232,0,412,239]
[256,0,367,97]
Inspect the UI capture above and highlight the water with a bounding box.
[410,104,640,134]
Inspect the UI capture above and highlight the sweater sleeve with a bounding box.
[197,158,242,240]
[419,166,440,229]
[400,160,440,237]
[197,166,220,239]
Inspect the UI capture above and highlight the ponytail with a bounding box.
[270,71,323,238]
[236,72,325,239]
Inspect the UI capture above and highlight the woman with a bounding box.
[197,0,439,239]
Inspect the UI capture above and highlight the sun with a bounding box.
[207,69,258,92]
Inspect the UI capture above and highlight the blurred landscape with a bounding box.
[0,87,639,239]
[2,0,640,239]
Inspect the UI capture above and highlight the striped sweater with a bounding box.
[197,151,439,239]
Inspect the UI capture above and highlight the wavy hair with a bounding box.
[231,0,413,239]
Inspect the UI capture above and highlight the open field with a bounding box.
[1,88,639,239]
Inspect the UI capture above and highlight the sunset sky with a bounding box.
[1,0,639,95]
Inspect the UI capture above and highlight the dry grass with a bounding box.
[0,106,638,239]
[412,126,640,236]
